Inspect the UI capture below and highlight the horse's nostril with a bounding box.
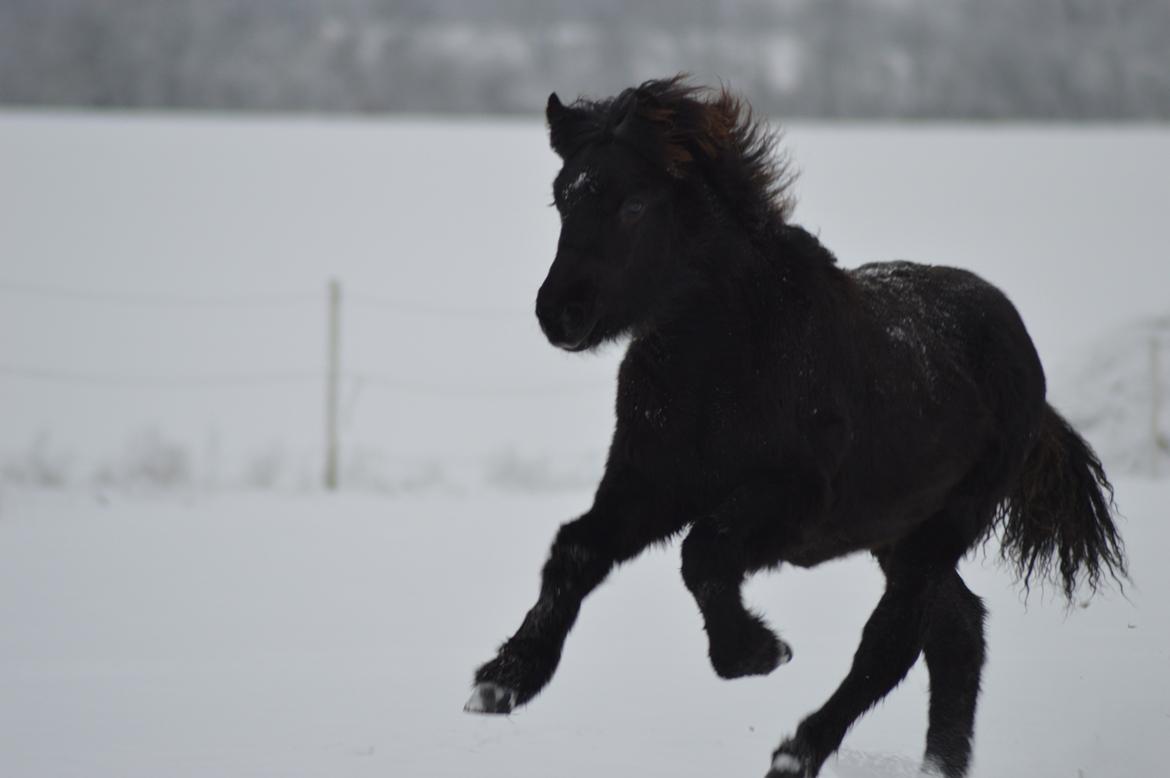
[561,302,587,331]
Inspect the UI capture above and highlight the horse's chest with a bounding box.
[616,372,692,452]
[615,359,761,488]
[620,378,672,431]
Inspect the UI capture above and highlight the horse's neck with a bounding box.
[704,225,842,322]
[638,224,842,370]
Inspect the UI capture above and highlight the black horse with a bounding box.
[464,77,1125,778]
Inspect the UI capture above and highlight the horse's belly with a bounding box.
[777,442,972,567]
[780,498,945,567]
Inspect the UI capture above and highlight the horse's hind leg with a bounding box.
[766,546,940,778]
[920,572,986,777]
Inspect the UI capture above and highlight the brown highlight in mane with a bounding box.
[548,76,796,229]
[620,75,797,225]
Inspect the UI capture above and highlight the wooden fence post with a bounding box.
[325,278,341,490]
[1154,332,1168,477]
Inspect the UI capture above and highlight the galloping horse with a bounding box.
[465,77,1125,778]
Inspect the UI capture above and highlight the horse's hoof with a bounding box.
[766,739,816,778]
[918,755,947,776]
[766,751,810,778]
[463,682,517,715]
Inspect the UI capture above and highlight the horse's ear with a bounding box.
[546,92,586,159]
[546,92,566,123]
[612,97,639,140]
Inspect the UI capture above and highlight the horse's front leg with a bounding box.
[681,474,824,680]
[466,471,679,714]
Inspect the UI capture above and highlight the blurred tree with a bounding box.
[0,0,1167,118]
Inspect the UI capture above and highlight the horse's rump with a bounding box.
[833,261,1048,539]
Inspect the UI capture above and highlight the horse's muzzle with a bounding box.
[535,287,598,351]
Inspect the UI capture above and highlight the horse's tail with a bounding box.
[995,404,1127,599]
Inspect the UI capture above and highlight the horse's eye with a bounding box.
[621,197,646,222]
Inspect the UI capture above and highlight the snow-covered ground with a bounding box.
[0,483,1165,778]
[0,113,1168,776]
[1058,316,1170,477]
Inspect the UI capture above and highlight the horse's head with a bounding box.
[535,77,794,352]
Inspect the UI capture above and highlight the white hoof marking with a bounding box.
[772,752,802,772]
[463,682,516,714]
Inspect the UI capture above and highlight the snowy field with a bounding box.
[0,483,1166,778]
[0,113,1168,776]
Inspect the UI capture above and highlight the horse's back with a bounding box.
[849,259,1045,414]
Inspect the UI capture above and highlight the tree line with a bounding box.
[1,0,1168,118]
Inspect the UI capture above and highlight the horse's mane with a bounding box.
[550,75,796,230]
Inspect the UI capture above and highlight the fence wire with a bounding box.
[0,281,320,308]
[0,279,591,398]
